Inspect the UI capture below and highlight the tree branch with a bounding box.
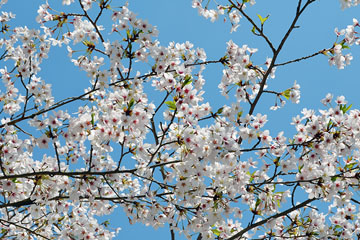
[226,198,319,240]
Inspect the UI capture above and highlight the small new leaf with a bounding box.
[255,198,261,207]
[165,101,177,111]
[282,89,291,100]
[345,162,356,171]
[84,40,95,50]
[91,113,95,126]
[216,107,224,114]
[340,40,350,49]
[251,26,256,34]
[273,157,280,166]
[340,104,352,114]
[128,98,135,109]
[182,75,192,87]
[101,220,110,227]
[257,14,269,25]
[211,228,221,236]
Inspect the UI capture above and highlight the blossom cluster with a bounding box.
[329,18,360,69]
[0,0,359,240]
[339,0,360,9]
[192,0,256,33]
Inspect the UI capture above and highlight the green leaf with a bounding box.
[257,14,269,25]
[340,104,352,113]
[128,98,135,109]
[248,171,256,183]
[165,101,176,111]
[251,26,256,34]
[273,157,280,166]
[345,162,356,171]
[184,75,191,81]
[91,113,95,126]
[211,228,221,236]
[282,89,291,100]
[255,198,261,207]
[340,41,350,49]
[327,120,333,129]
[276,199,281,207]
[345,104,352,112]
[101,220,110,227]
[182,75,192,87]
[216,107,224,114]
[82,40,91,46]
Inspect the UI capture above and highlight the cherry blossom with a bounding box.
[0,0,360,239]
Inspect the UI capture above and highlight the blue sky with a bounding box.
[2,0,360,239]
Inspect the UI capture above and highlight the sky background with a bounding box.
[1,0,360,239]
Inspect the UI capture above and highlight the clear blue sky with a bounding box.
[2,0,360,239]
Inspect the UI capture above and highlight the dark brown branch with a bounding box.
[274,48,329,67]
[248,0,316,115]
[0,218,52,240]
[0,59,222,129]
[226,198,319,240]
[78,0,105,43]
[228,0,276,53]
[0,159,181,181]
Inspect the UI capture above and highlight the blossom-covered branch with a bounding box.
[0,0,360,239]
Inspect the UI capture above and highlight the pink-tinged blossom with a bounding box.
[0,1,360,239]
[37,134,50,149]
